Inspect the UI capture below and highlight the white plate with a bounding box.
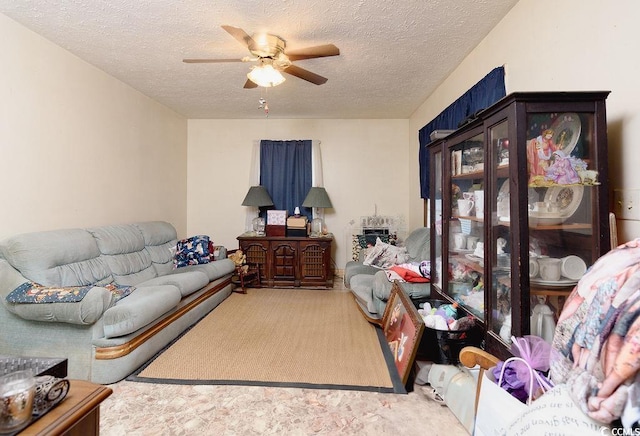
[543,185,584,219]
[561,255,587,280]
[530,278,578,288]
[549,113,582,156]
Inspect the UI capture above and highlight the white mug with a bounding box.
[457,198,475,217]
[538,257,562,281]
[474,190,485,218]
[453,233,467,250]
[529,258,539,278]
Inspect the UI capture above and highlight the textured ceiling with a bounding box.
[0,0,519,119]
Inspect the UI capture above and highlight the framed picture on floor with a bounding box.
[382,282,425,385]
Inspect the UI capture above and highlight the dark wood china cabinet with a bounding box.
[427,91,610,359]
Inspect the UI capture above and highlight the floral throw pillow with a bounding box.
[363,237,409,269]
[174,235,211,268]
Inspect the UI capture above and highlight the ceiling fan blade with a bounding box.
[183,58,244,63]
[286,44,340,61]
[221,25,256,49]
[283,64,328,85]
[243,78,258,89]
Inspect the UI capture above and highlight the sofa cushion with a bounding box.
[87,224,157,286]
[137,270,209,297]
[169,258,235,282]
[133,221,177,246]
[0,228,111,287]
[102,285,181,338]
[133,221,178,276]
[405,227,430,262]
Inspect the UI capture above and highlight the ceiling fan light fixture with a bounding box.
[247,63,286,87]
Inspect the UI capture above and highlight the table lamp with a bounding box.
[302,187,333,236]
[242,186,274,235]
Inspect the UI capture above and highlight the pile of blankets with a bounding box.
[551,238,640,426]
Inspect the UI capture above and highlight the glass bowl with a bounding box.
[0,370,36,433]
[463,147,483,165]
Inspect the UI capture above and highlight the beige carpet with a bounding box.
[130,288,400,392]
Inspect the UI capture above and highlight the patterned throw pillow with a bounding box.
[357,234,390,249]
[174,235,211,268]
[6,282,133,304]
[363,237,409,269]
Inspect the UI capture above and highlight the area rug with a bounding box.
[128,288,405,393]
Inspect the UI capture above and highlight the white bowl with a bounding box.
[528,211,567,226]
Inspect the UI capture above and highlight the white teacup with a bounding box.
[457,199,475,217]
[538,257,562,281]
[466,236,479,251]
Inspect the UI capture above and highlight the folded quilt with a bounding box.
[6,281,133,304]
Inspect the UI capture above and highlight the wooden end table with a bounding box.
[18,379,112,436]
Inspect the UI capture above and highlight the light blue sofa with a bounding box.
[344,227,431,322]
[0,221,235,384]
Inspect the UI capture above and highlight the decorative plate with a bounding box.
[550,113,582,156]
[530,278,578,288]
[543,185,584,218]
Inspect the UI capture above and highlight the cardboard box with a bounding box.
[266,225,286,237]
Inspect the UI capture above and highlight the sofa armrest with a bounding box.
[343,261,379,288]
[371,270,431,315]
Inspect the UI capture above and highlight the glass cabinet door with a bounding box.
[526,111,599,343]
[488,121,512,344]
[431,147,444,291]
[448,132,485,321]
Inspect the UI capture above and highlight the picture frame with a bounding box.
[381,282,425,385]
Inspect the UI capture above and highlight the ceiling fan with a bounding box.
[183,25,340,88]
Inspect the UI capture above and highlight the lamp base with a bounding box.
[310,218,325,236]
[252,217,266,236]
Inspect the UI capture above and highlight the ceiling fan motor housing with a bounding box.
[249,33,286,58]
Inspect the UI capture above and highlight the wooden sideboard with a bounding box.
[237,236,333,288]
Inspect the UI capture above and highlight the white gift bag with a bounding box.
[474,357,534,436]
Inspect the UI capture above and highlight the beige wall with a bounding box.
[409,0,640,243]
[4,0,640,270]
[0,13,188,241]
[187,119,410,268]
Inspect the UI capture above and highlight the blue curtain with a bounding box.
[260,140,313,220]
[419,67,506,199]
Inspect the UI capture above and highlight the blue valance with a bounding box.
[418,66,506,199]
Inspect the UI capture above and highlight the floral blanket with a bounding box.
[550,238,640,426]
[6,281,134,304]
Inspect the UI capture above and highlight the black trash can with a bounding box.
[414,299,482,364]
